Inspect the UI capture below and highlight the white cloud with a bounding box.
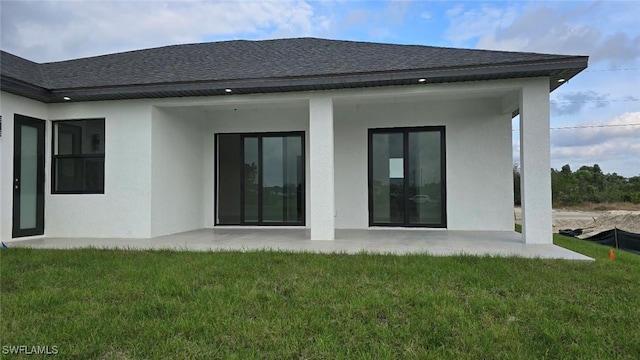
[0,0,328,62]
[551,90,610,116]
[514,112,640,177]
[474,3,640,64]
[551,137,640,177]
[550,112,640,176]
[445,4,464,18]
[551,112,640,148]
[444,4,518,45]
[420,11,432,21]
[385,0,411,25]
[552,140,640,159]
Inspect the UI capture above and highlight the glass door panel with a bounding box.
[371,132,404,224]
[19,125,38,229]
[217,134,242,225]
[284,136,303,223]
[408,131,443,225]
[243,137,259,223]
[262,137,285,223]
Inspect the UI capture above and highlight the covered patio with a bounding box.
[8,229,591,260]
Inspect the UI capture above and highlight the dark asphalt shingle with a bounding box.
[3,37,585,90]
[1,51,50,88]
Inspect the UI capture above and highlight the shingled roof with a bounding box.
[1,37,588,103]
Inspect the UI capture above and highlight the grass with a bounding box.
[1,238,639,359]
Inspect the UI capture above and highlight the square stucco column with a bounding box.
[309,96,335,240]
[519,78,552,244]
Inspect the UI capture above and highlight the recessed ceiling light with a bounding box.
[418,78,426,83]
[557,78,566,83]
[225,88,232,93]
[63,96,71,101]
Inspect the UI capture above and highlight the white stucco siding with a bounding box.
[150,107,205,237]
[309,97,335,239]
[332,106,369,229]
[2,79,526,239]
[202,104,310,228]
[0,92,49,241]
[444,100,514,231]
[519,78,553,243]
[46,100,153,238]
[333,97,514,231]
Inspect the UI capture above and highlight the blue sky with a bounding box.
[2,0,639,177]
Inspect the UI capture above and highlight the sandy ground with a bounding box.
[514,208,640,238]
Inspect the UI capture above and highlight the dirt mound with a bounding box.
[554,211,640,238]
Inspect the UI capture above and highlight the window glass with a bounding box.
[53,119,105,194]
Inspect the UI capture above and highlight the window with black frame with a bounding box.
[52,119,105,194]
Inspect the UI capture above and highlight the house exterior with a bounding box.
[0,38,588,243]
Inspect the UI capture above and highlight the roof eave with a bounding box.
[2,57,588,103]
[1,75,55,102]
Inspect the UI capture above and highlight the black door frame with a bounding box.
[368,126,447,228]
[13,114,46,238]
[214,131,305,226]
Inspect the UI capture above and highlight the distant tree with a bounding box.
[244,162,258,186]
[579,164,602,175]
[516,163,640,206]
[594,164,602,174]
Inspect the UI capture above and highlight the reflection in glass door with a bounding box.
[217,132,304,226]
[243,137,259,223]
[369,127,446,227]
[261,136,303,223]
[370,132,404,223]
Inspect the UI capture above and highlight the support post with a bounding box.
[519,78,552,244]
[309,96,335,240]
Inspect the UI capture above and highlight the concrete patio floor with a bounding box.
[6,228,592,260]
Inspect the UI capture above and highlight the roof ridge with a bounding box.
[6,37,587,65]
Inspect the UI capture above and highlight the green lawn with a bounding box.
[1,236,639,359]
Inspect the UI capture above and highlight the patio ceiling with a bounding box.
[154,79,521,118]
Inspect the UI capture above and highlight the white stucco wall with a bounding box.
[150,107,205,237]
[333,97,514,231]
[0,92,49,241]
[46,100,153,238]
[2,78,531,240]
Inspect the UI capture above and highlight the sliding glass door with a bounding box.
[217,132,304,225]
[369,127,446,227]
